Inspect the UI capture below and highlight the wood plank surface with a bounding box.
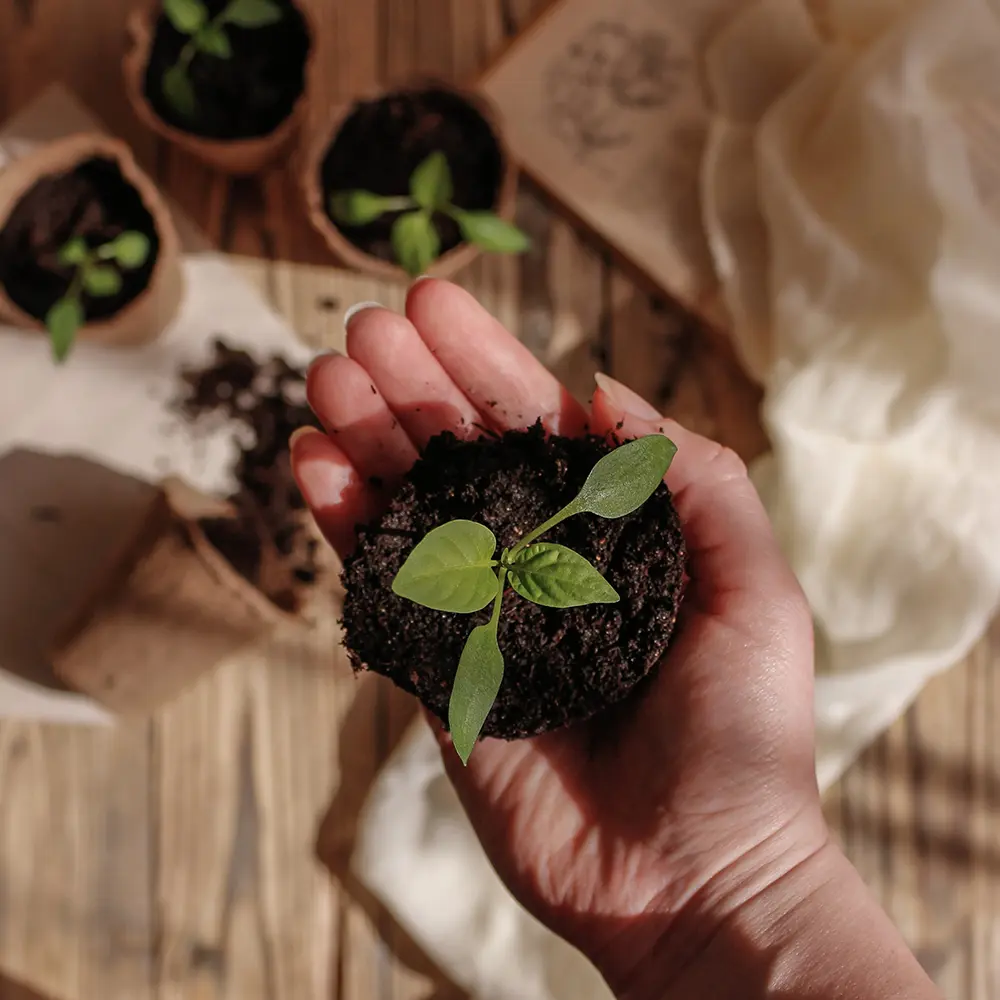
[0,2,997,999]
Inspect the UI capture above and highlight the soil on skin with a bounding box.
[144,0,310,140]
[321,87,505,264]
[0,157,159,323]
[342,424,687,741]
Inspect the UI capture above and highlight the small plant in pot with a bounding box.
[0,134,183,362]
[341,425,687,763]
[304,84,527,280]
[43,232,152,361]
[124,0,314,174]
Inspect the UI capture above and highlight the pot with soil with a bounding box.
[303,82,527,281]
[124,0,314,175]
[54,341,329,715]
[52,477,311,715]
[341,425,687,763]
[0,133,183,362]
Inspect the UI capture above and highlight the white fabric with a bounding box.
[353,4,1000,999]
[703,0,1000,788]
[353,724,611,1000]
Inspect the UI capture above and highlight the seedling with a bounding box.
[46,232,152,363]
[329,151,531,277]
[160,0,284,120]
[392,434,677,763]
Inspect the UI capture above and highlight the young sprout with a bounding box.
[46,231,152,363]
[391,434,677,764]
[161,0,284,120]
[330,150,531,276]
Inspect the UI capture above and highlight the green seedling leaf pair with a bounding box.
[161,0,283,119]
[46,232,152,363]
[392,434,677,764]
[330,150,531,277]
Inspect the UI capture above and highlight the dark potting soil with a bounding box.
[144,0,311,140]
[0,157,159,323]
[176,340,323,612]
[321,87,505,264]
[342,424,687,741]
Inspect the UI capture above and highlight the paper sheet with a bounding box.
[0,86,313,721]
[479,0,747,319]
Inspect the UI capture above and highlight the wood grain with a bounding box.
[0,2,997,999]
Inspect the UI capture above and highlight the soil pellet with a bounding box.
[342,423,686,740]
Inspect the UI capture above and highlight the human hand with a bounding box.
[291,279,828,998]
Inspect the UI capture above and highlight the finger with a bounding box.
[592,374,728,495]
[406,278,589,437]
[306,353,419,489]
[345,305,481,446]
[592,374,800,613]
[290,427,381,559]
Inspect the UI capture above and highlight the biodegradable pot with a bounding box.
[124,0,315,176]
[340,425,687,740]
[52,478,305,715]
[302,81,519,281]
[0,133,183,349]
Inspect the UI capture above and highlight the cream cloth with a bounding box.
[353,3,1000,999]
[703,0,1000,788]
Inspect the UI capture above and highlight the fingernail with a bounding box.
[344,301,383,326]
[289,426,323,449]
[306,349,343,378]
[295,454,355,507]
[594,373,662,421]
[411,275,434,286]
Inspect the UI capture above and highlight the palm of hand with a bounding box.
[436,563,817,965]
[292,280,822,989]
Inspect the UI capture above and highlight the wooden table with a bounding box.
[0,2,997,998]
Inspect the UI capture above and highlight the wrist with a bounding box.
[590,802,832,1000]
[600,836,939,1000]
[650,839,845,1000]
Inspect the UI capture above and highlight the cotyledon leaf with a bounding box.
[567,434,676,520]
[392,520,499,613]
[449,620,505,765]
[507,543,619,608]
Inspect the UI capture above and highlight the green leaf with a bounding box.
[410,152,453,211]
[83,265,123,298]
[98,232,151,269]
[330,190,399,226]
[57,237,89,267]
[221,0,284,27]
[195,23,233,58]
[163,0,208,34]
[453,210,531,254]
[567,435,677,520]
[449,621,504,765]
[45,297,83,363]
[392,520,499,613]
[507,543,619,608]
[163,64,197,118]
[392,211,440,277]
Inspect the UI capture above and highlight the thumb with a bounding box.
[591,375,803,619]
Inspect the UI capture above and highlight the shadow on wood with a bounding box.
[0,972,64,1000]
[845,736,1000,874]
[316,673,469,1000]
[605,283,769,462]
